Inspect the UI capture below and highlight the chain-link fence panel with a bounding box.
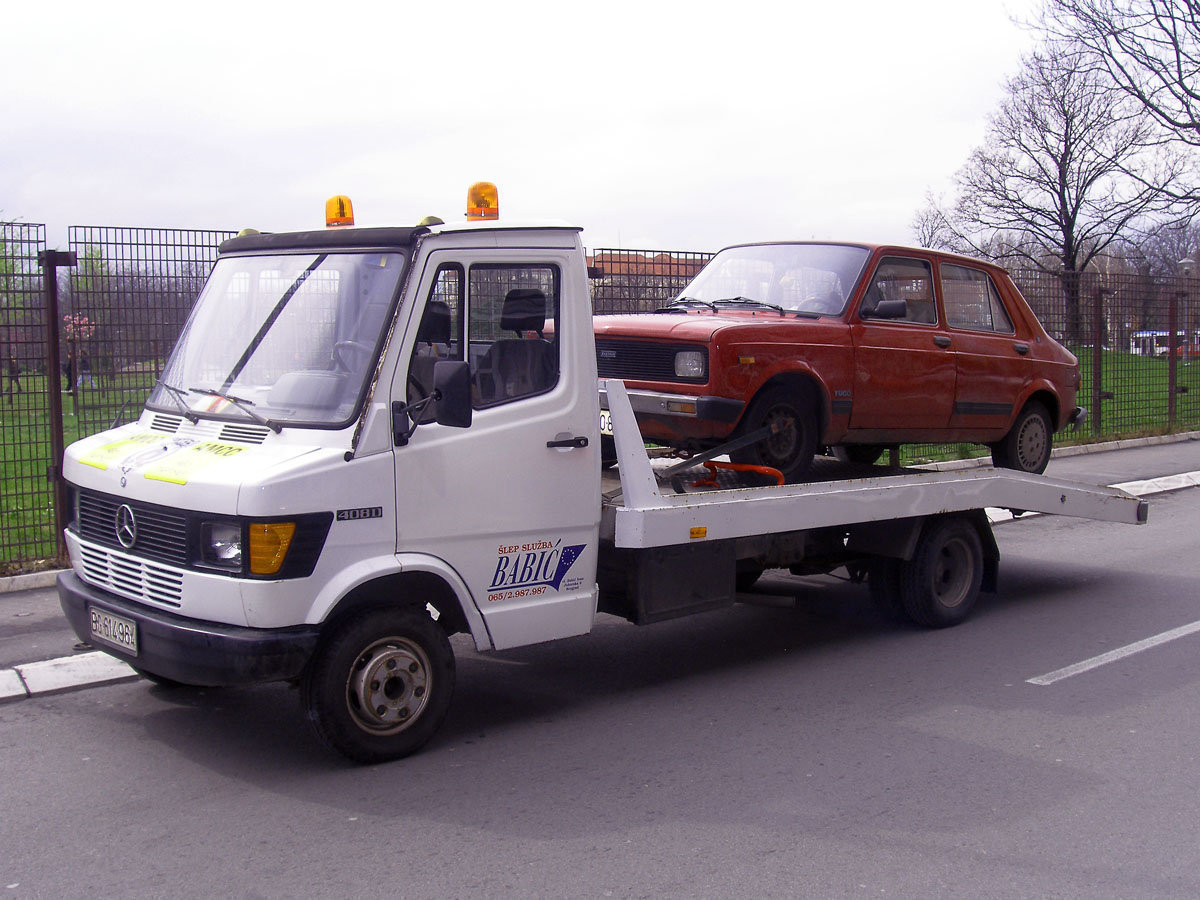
[1,223,52,569]
[65,226,236,439]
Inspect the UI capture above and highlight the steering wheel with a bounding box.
[332,341,372,372]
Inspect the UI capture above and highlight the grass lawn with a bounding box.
[1,370,155,573]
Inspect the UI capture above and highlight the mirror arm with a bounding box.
[391,392,441,446]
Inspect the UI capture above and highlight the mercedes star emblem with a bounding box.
[116,504,138,549]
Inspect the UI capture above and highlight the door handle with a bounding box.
[933,335,952,348]
[1013,343,1030,355]
[547,436,589,449]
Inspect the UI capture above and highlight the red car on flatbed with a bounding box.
[595,242,1085,479]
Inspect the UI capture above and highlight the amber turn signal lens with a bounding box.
[248,522,296,575]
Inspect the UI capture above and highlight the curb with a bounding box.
[0,569,62,594]
[923,429,1200,471]
[0,651,139,704]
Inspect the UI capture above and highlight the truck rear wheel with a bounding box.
[898,517,983,628]
[302,606,455,764]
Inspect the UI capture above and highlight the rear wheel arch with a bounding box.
[1022,387,1060,430]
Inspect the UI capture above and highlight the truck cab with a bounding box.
[59,207,603,760]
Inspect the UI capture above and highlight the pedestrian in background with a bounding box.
[5,355,20,404]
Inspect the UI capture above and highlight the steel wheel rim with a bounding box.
[346,636,432,734]
[931,536,972,608]
[1016,414,1048,471]
[761,404,800,466]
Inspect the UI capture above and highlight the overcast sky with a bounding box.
[6,0,1039,253]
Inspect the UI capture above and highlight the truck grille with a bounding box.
[79,544,184,608]
[595,339,707,383]
[77,490,189,567]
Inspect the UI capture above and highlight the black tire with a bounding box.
[302,606,455,764]
[735,564,765,592]
[600,434,617,469]
[729,386,819,482]
[833,444,885,466]
[991,401,1052,474]
[867,558,906,622]
[898,517,983,628]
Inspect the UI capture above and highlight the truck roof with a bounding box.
[219,220,582,256]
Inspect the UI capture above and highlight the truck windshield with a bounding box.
[680,244,871,316]
[149,251,406,429]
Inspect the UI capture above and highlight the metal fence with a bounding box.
[3,234,1199,572]
[65,226,236,437]
[1,223,51,568]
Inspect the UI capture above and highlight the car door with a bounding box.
[848,255,955,433]
[390,247,601,651]
[939,262,1029,434]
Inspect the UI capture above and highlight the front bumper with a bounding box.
[599,387,743,424]
[58,570,320,686]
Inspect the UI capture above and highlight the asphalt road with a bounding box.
[2,440,1200,897]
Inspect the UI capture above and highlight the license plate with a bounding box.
[89,606,138,655]
[599,409,613,436]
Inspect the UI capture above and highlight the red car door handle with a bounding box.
[934,335,952,348]
[1013,343,1030,355]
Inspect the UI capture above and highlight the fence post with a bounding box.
[1169,290,1180,426]
[1092,286,1109,436]
[38,250,78,561]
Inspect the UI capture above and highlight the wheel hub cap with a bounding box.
[348,638,431,732]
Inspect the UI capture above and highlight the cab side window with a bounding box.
[941,264,1014,333]
[860,257,937,325]
[467,264,560,408]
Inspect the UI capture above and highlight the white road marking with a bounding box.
[1027,620,1200,685]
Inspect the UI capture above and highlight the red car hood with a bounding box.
[594,311,799,342]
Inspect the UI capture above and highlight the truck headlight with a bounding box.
[674,350,706,379]
[192,512,332,579]
[202,521,243,568]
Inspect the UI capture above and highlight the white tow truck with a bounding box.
[57,186,1147,763]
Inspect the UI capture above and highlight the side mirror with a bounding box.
[864,299,907,320]
[432,360,472,429]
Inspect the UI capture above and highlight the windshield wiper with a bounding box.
[189,387,282,433]
[155,380,200,424]
[711,296,786,315]
[655,296,718,313]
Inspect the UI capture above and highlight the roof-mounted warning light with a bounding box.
[466,182,498,220]
[325,195,355,227]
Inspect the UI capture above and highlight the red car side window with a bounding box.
[941,264,1015,334]
[860,257,937,325]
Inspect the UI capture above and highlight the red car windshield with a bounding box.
[680,244,870,316]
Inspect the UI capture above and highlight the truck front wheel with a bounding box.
[302,606,455,764]
[898,517,983,628]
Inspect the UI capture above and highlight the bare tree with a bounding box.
[934,48,1191,342]
[1041,0,1200,152]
